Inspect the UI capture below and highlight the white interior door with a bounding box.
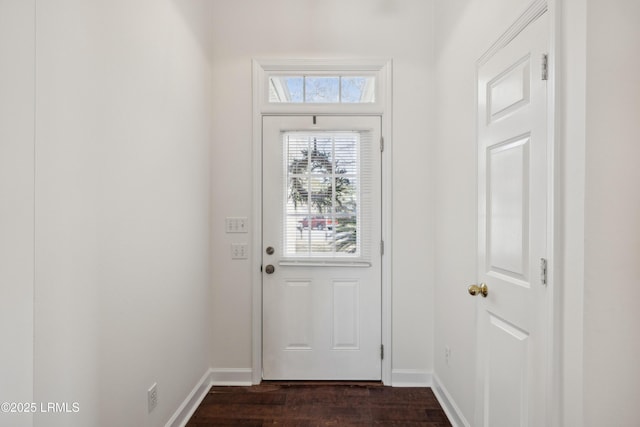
[262,115,382,380]
[475,12,549,426]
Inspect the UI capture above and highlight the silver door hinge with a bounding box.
[380,240,384,255]
[380,136,384,152]
[540,258,548,285]
[381,344,384,360]
[541,54,549,81]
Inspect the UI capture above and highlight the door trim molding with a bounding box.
[251,58,393,384]
[478,0,548,66]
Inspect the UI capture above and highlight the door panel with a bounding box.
[476,12,549,427]
[486,314,529,427]
[262,115,381,380]
[332,280,360,349]
[488,135,529,281]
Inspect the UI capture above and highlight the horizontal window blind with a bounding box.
[282,130,373,262]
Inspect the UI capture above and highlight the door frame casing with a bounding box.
[251,58,393,384]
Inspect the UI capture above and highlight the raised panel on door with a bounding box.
[332,280,360,350]
[485,314,530,427]
[282,280,313,350]
[487,135,530,283]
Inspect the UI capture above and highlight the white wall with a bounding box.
[433,0,532,422]
[1,1,212,426]
[209,0,436,379]
[0,2,35,427]
[583,0,640,425]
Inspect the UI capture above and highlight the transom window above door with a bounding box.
[253,58,390,114]
[269,75,375,104]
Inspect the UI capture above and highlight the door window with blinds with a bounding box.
[283,130,373,260]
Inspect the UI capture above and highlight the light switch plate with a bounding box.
[231,243,248,259]
[225,217,248,233]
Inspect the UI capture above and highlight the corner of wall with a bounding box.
[165,369,213,427]
[432,374,472,427]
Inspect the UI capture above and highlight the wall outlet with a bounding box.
[147,383,158,413]
[231,243,248,259]
[445,346,451,365]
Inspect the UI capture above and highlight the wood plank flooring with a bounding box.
[186,382,452,426]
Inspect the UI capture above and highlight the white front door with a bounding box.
[262,115,382,380]
[475,12,549,426]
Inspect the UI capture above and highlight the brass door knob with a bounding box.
[265,265,275,274]
[468,283,488,297]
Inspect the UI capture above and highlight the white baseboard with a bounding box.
[165,369,213,427]
[210,368,253,386]
[390,369,432,387]
[432,374,471,427]
[166,368,254,427]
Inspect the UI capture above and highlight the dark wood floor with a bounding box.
[186,382,452,426]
